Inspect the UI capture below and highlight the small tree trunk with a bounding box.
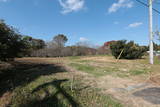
[70,73,74,92]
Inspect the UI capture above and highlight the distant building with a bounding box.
[147,51,160,56]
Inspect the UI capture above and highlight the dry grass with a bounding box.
[0,57,122,107]
[67,55,159,79]
[1,55,160,107]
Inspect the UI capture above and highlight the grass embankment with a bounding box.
[0,60,122,107]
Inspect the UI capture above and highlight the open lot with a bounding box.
[0,55,160,107]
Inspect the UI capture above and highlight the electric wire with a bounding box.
[135,0,160,14]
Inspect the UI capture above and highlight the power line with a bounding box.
[153,0,160,4]
[135,0,160,14]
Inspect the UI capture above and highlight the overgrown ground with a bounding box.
[68,55,160,77]
[0,56,122,107]
[0,55,160,107]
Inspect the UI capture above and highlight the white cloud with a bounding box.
[58,0,85,14]
[0,0,9,2]
[128,22,143,28]
[108,0,133,13]
[79,37,88,41]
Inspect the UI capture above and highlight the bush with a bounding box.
[110,40,147,59]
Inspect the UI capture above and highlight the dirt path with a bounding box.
[71,69,160,107]
[97,75,160,107]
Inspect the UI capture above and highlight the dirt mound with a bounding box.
[150,75,160,85]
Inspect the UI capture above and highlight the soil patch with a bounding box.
[150,75,160,85]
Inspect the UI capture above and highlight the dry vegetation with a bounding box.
[0,56,123,107]
[0,55,160,107]
[66,55,160,78]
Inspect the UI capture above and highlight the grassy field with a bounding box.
[66,55,160,78]
[0,56,123,107]
[0,55,160,107]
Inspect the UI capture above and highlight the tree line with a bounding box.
[0,20,48,61]
[30,35,101,57]
[0,20,109,61]
[1,20,160,61]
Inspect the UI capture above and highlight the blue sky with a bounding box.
[0,0,159,46]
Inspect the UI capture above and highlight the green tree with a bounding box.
[110,40,146,59]
[53,34,68,48]
[52,34,68,56]
[153,42,160,51]
[23,36,45,50]
[22,36,46,56]
[0,20,26,61]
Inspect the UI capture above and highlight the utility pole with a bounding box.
[148,0,154,64]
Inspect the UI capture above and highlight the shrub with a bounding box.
[110,40,147,59]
